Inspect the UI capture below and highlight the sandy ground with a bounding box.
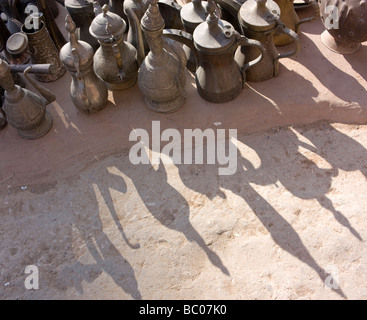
[1,4,367,300]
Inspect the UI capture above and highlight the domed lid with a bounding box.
[239,0,280,32]
[60,15,94,71]
[180,0,210,29]
[193,0,236,54]
[89,4,126,41]
[6,32,28,54]
[65,0,89,8]
[141,0,165,32]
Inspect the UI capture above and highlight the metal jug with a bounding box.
[164,0,264,103]
[60,15,108,113]
[236,0,300,82]
[90,3,139,90]
[34,0,67,51]
[138,0,187,113]
[0,58,55,139]
[21,14,66,82]
[273,0,319,46]
[65,0,100,52]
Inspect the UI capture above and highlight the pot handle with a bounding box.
[106,23,125,80]
[274,20,300,76]
[237,35,265,72]
[295,0,320,33]
[163,29,199,68]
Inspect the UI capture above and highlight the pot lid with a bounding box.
[65,0,90,8]
[239,0,280,31]
[89,4,126,41]
[6,32,28,55]
[193,0,236,54]
[141,0,165,32]
[180,0,213,28]
[60,15,94,71]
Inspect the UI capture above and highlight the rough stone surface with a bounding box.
[0,5,367,300]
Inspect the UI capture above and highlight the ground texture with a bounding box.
[0,5,367,300]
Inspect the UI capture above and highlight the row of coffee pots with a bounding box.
[2,0,361,140]
[0,0,315,139]
[62,0,306,109]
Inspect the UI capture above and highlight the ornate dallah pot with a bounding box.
[0,58,55,139]
[60,15,108,113]
[90,4,139,90]
[138,0,187,113]
[318,0,367,54]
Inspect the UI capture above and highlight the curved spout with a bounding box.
[125,8,145,66]
[24,66,56,105]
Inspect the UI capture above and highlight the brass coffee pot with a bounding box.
[90,3,139,90]
[35,0,67,51]
[273,0,319,46]
[60,15,108,113]
[236,0,300,82]
[164,1,265,103]
[0,58,55,139]
[138,0,187,113]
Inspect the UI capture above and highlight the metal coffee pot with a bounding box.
[65,0,100,52]
[0,58,55,139]
[236,0,300,82]
[138,0,187,113]
[90,3,139,90]
[21,13,66,82]
[273,0,319,46]
[34,0,67,51]
[60,15,108,113]
[164,1,264,103]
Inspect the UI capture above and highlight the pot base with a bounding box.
[321,30,361,54]
[144,94,186,113]
[18,110,53,140]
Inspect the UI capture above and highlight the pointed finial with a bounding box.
[102,4,109,16]
[141,0,165,32]
[206,0,219,30]
[65,14,78,46]
[207,0,216,18]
